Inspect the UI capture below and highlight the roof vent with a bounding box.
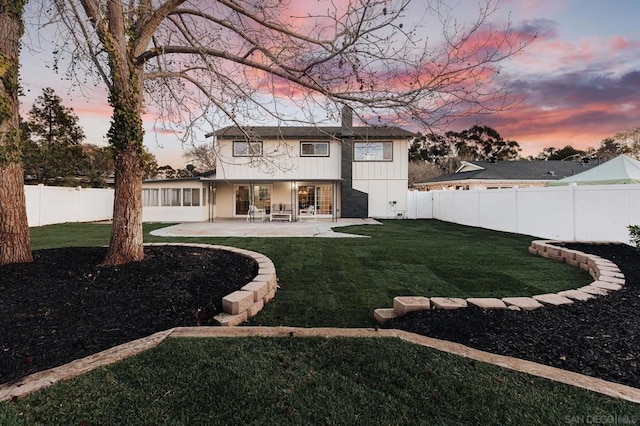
[547,170,556,176]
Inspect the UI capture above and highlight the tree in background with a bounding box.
[409,125,521,173]
[611,126,640,159]
[81,144,114,187]
[46,0,530,264]
[21,88,159,187]
[155,164,195,179]
[535,145,586,161]
[183,143,216,173]
[595,138,630,161]
[22,87,86,185]
[455,125,521,161]
[408,161,442,187]
[0,0,32,265]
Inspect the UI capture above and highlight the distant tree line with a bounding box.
[407,123,639,186]
[408,125,521,184]
[532,129,639,162]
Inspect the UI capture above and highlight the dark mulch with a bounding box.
[2,244,638,391]
[385,243,640,388]
[0,246,258,385]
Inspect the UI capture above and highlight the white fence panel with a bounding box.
[432,191,454,222]
[410,184,640,244]
[24,185,42,226]
[25,185,114,227]
[573,185,640,242]
[477,188,518,233]
[406,191,433,219]
[452,190,479,227]
[516,186,575,240]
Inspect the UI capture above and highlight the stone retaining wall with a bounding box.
[145,243,277,326]
[374,240,626,324]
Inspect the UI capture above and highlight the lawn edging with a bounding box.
[374,240,626,324]
[144,243,278,326]
[2,326,639,405]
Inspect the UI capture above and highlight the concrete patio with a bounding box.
[149,218,382,238]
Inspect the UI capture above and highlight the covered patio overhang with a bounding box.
[202,178,342,222]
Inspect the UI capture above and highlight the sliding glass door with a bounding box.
[235,185,272,216]
[297,184,333,215]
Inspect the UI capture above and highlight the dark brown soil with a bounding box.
[0,246,258,385]
[384,243,640,389]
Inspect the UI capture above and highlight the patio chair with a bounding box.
[246,204,265,222]
[299,205,316,220]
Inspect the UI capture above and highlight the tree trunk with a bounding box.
[102,146,144,265]
[0,2,32,266]
[0,163,32,265]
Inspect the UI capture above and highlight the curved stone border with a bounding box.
[3,327,639,404]
[374,240,626,324]
[144,243,278,326]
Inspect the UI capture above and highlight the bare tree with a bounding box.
[408,161,442,187]
[0,0,32,266]
[613,126,640,160]
[44,0,530,264]
[183,143,216,172]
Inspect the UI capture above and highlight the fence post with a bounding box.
[514,186,519,235]
[76,187,82,223]
[570,183,577,241]
[37,184,44,227]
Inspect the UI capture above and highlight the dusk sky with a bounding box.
[18,0,640,167]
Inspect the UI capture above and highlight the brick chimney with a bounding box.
[339,105,368,218]
[341,106,354,137]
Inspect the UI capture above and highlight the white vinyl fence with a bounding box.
[25,184,114,227]
[407,184,640,244]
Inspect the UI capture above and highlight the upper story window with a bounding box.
[300,141,329,157]
[353,141,393,161]
[233,141,263,157]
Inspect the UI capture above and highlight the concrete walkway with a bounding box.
[149,218,382,238]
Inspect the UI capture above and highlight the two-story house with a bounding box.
[142,109,416,222]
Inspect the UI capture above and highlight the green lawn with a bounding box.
[4,220,633,423]
[2,338,639,424]
[34,219,593,327]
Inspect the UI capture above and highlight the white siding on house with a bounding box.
[216,139,341,181]
[352,139,408,181]
[352,139,409,218]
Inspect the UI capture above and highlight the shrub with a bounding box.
[629,225,640,249]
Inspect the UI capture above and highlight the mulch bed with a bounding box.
[0,246,258,385]
[384,243,640,388]
[2,243,638,391]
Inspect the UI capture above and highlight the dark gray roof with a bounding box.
[210,125,416,140]
[420,160,601,183]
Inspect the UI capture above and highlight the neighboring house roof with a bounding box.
[547,154,640,186]
[417,160,600,185]
[208,125,417,140]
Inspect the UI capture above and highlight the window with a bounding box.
[142,189,159,206]
[300,141,329,157]
[233,141,263,156]
[353,141,393,161]
[161,188,181,206]
[183,188,201,206]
